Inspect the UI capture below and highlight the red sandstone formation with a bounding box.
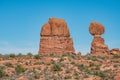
[38,18,75,54]
[110,48,120,55]
[89,22,109,54]
[41,18,70,37]
[89,22,104,35]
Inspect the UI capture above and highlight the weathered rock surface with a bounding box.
[89,22,104,36]
[89,22,109,54]
[110,48,120,55]
[41,18,70,37]
[39,18,74,54]
[91,35,109,53]
[114,72,120,80]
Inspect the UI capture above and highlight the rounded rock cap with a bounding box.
[41,17,70,37]
[89,22,105,36]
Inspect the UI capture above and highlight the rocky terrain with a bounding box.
[0,52,120,80]
[0,18,120,80]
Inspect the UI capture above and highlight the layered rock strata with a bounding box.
[38,18,75,54]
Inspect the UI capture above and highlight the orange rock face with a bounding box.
[91,35,109,54]
[89,22,104,35]
[89,22,109,54]
[110,48,120,55]
[41,18,70,37]
[39,18,74,54]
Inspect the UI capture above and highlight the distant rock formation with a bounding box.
[110,48,120,55]
[38,18,75,54]
[89,22,109,54]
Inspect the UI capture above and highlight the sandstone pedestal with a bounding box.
[91,35,109,54]
[38,18,75,54]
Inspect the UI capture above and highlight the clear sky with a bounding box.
[0,0,120,55]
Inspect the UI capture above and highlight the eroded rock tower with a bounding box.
[89,22,109,54]
[38,18,75,54]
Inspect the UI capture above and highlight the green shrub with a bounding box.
[66,70,71,73]
[89,62,96,67]
[71,61,75,65]
[113,64,118,68]
[64,75,72,79]
[50,53,54,57]
[113,54,120,58]
[15,64,25,74]
[34,54,41,59]
[87,56,98,61]
[33,73,40,79]
[9,53,16,58]
[34,62,43,65]
[78,64,88,71]
[4,62,13,67]
[17,53,23,57]
[51,64,62,71]
[59,57,64,62]
[27,52,33,57]
[0,66,6,78]
[89,71,106,79]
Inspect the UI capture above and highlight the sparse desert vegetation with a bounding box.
[0,53,120,80]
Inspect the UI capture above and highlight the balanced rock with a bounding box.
[89,22,104,36]
[38,18,75,54]
[89,22,109,54]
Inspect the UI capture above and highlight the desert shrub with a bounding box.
[74,75,80,79]
[34,62,43,65]
[78,64,88,71]
[87,56,98,61]
[113,54,120,58]
[0,66,6,78]
[0,54,3,58]
[71,61,75,65]
[51,64,62,71]
[59,57,64,62]
[15,64,25,74]
[50,53,54,57]
[89,71,106,79]
[34,54,41,59]
[65,69,71,73]
[17,53,23,57]
[89,62,96,67]
[113,64,118,68]
[33,73,40,79]
[9,53,16,58]
[4,62,13,67]
[95,65,100,70]
[64,75,72,79]
[25,62,29,65]
[27,52,33,57]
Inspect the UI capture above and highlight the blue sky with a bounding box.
[0,0,120,55]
